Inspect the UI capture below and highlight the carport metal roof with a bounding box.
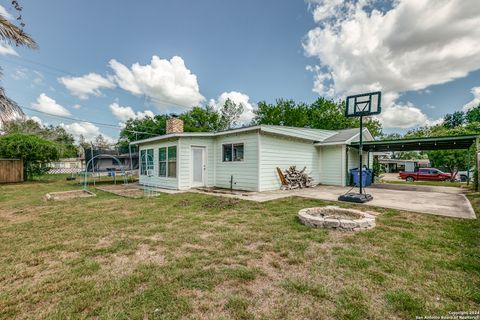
[350,134,477,152]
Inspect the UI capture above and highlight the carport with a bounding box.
[350,134,477,152]
[350,134,478,186]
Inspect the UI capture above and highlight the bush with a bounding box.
[0,133,60,180]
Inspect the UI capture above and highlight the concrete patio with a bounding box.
[194,184,476,219]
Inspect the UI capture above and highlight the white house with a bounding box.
[131,118,374,191]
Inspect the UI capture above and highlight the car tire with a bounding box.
[460,175,467,182]
[406,176,415,182]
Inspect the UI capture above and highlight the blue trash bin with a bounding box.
[365,168,373,186]
[350,168,370,187]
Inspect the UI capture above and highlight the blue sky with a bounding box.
[1,0,479,140]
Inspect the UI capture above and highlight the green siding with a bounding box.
[214,131,259,191]
[259,133,320,191]
[138,139,179,189]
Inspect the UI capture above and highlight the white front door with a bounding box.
[191,147,206,187]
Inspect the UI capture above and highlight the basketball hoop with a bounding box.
[339,91,382,204]
[345,91,381,117]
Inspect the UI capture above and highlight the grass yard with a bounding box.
[0,176,479,319]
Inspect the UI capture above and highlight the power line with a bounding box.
[22,106,159,136]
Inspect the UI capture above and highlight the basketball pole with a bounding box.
[359,114,363,195]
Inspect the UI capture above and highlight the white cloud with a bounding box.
[109,102,154,122]
[463,86,480,111]
[0,42,18,56]
[27,115,43,125]
[59,73,115,99]
[60,121,113,143]
[109,55,204,109]
[31,93,71,116]
[11,68,27,80]
[72,104,81,110]
[209,91,256,125]
[0,5,13,20]
[304,0,480,128]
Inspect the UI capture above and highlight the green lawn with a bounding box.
[0,176,479,319]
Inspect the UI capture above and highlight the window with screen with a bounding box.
[158,146,177,178]
[159,147,167,176]
[168,146,177,177]
[222,143,244,162]
[140,149,154,175]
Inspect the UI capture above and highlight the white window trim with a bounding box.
[222,142,245,162]
[140,148,154,176]
[158,145,178,179]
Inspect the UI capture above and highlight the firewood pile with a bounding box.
[278,166,314,190]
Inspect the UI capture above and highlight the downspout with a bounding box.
[345,145,349,186]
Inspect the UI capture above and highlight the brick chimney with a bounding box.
[166,117,184,134]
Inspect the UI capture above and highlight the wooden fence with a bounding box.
[0,159,23,183]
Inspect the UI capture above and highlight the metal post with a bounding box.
[359,115,363,194]
[467,147,471,186]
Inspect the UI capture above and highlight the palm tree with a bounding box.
[0,7,37,128]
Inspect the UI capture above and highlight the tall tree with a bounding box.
[180,106,220,132]
[0,1,37,127]
[254,97,383,137]
[443,111,465,128]
[465,104,480,124]
[93,134,110,149]
[118,114,169,152]
[218,98,244,130]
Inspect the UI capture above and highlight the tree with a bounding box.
[180,106,220,132]
[0,133,59,180]
[2,119,78,158]
[466,104,480,124]
[254,97,383,137]
[218,98,244,130]
[0,1,37,127]
[443,111,465,128]
[93,134,110,149]
[118,114,170,151]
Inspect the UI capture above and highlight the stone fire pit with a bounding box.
[298,206,375,231]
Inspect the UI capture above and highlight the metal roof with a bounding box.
[131,125,343,145]
[320,128,360,143]
[260,125,336,141]
[350,135,477,152]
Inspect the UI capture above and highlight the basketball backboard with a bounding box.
[345,91,381,117]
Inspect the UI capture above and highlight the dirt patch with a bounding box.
[0,208,35,223]
[100,244,165,275]
[95,185,146,198]
[44,190,95,201]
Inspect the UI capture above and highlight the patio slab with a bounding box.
[194,185,476,219]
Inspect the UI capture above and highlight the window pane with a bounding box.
[168,161,177,177]
[159,147,167,161]
[140,150,146,175]
[233,143,244,161]
[146,149,154,169]
[159,162,166,176]
[168,146,177,160]
[223,144,232,162]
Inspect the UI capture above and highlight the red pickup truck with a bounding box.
[399,168,451,182]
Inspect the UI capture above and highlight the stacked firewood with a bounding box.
[282,166,314,189]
